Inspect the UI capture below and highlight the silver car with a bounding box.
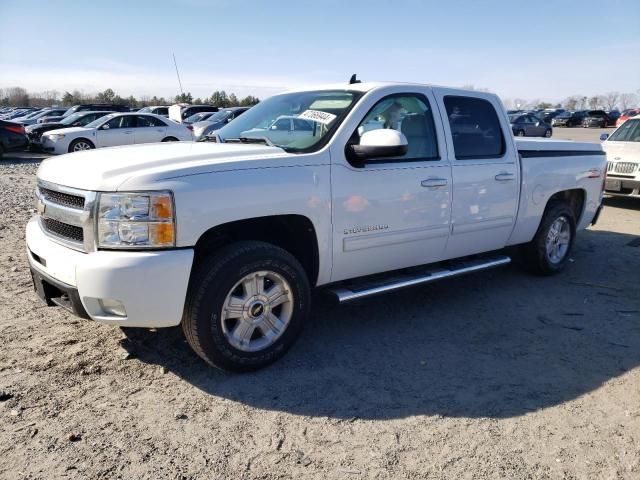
[509,114,552,137]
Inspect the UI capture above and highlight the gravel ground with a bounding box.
[1,143,639,479]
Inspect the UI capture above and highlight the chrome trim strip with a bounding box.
[343,224,449,252]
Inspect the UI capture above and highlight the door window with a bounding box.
[272,118,291,130]
[353,94,439,162]
[104,115,136,129]
[444,96,505,159]
[136,115,167,127]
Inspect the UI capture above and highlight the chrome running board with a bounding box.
[328,255,511,303]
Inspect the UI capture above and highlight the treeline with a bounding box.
[0,86,260,108]
[503,91,639,111]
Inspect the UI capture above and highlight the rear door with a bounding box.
[433,90,519,259]
[135,115,167,144]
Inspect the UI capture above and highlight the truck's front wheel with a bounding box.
[519,202,576,275]
[182,241,311,371]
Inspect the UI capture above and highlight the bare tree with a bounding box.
[588,96,600,109]
[603,91,620,110]
[2,86,29,106]
[619,93,637,110]
[563,96,580,111]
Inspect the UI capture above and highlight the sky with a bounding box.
[1,0,639,104]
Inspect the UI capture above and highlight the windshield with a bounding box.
[138,107,152,113]
[508,114,520,122]
[60,113,86,125]
[557,112,571,118]
[85,114,115,129]
[608,119,640,142]
[208,110,234,123]
[216,90,360,151]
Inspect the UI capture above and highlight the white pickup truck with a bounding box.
[27,82,607,371]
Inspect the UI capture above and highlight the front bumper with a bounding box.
[605,177,640,193]
[26,217,194,327]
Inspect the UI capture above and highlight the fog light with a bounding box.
[98,299,127,317]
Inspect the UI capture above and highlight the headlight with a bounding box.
[97,192,176,248]
[48,134,65,141]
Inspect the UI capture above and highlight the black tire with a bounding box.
[68,138,95,153]
[544,129,552,138]
[518,202,576,276]
[162,136,178,142]
[182,241,311,372]
[516,130,526,137]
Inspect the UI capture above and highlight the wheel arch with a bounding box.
[192,214,320,286]
[545,188,586,224]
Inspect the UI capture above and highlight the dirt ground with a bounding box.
[1,130,639,479]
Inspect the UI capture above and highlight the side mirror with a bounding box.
[347,129,408,163]
[600,133,609,141]
[101,124,110,130]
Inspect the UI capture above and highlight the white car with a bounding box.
[239,115,317,145]
[602,115,640,196]
[41,113,193,154]
[13,108,68,126]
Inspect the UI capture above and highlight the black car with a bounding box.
[606,110,621,126]
[552,111,588,127]
[175,105,219,121]
[0,120,28,158]
[535,110,562,123]
[25,111,114,150]
[582,110,609,128]
[61,103,129,118]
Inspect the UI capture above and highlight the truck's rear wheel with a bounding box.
[182,241,310,371]
[519,202,576,275]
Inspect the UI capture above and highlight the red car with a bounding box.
[617,109,640,127]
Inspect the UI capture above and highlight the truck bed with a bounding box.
[515,138,605,156]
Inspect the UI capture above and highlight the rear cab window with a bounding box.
[443,96,505,159]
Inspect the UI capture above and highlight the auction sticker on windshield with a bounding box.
[298,110,337,125]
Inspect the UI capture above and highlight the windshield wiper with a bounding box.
[222,136,274,146]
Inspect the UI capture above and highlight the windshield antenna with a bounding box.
[172,52,184,95]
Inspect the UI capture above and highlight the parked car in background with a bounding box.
[26,111,115,150]
[1,108,37,120]
[0,120,28,158]
[601,115,640,196]
[535,110,562,124]
[192,107,250,141]
[606,111,621,126]
[184,111,215,124]
[238,115,317,145]
[552,111,588,127]
[14,108,68,126]
[509,113,552,137]
[582,110,610,128]
[61,104,130,118]
[169,104,219,123]
[40,113,193,154]
[138,106,169,117]
[616,109,639,127]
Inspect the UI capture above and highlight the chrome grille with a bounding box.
[607,161,614,172]
[42,218,84,242]
[36,180,96,252]
[614,162,637,174]
[39,187,85,209]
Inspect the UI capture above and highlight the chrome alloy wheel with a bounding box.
[220,271,293,352]
[545,217,571,264]
[72,141,92,151]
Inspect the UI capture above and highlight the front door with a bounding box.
[330,90,452,282]
[96,114,136,147]
[433,90,519,259]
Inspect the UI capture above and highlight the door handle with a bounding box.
[495,172,515,181]
[421,178,448,188]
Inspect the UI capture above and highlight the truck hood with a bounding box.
[602,141,640,163]
[37,141,295,191]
